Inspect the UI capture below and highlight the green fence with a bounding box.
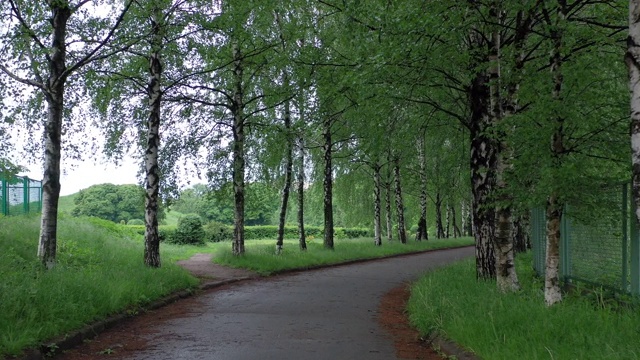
[531,183,640,296]
[0,175,43,216]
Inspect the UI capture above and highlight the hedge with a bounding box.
[223,225,370,241]
[125,223,371,243]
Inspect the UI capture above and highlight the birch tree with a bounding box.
[0,0,132,268]
[629,0,640,227]
[88,0,215,266]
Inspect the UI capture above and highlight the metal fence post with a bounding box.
[531,209,538,273]
[632,225,640,297]
[560,206,570,282]
[23,176,29,214]
[631,191,640,296]
[623,183,629,292]
[1,178,6,216]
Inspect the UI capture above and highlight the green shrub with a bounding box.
[127,219,144,225]
[126,224,176,243]
[344,227,371,238]
[158,226,176,242]
[170,214,205,245]
[204,221,233,242]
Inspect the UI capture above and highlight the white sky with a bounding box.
[21,157,141,196]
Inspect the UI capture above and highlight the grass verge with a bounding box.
[407,252,640,360]
[0,215,198,357]
[213,237,474,275]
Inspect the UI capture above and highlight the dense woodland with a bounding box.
[2,0,640,307]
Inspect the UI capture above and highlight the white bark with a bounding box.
[628,0,640,225]
[544,1,567,306]
[373,162,382,246]
[416,133,428,241]
[143,5,164,268]
[231,40,245,256]
[37,4,71,269]
[490,2,520,292]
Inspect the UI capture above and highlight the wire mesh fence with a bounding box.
[531,183,640,296]
[0,175,42,216]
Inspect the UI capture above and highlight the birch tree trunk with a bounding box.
[627,0,640,226]
[435,192,445,239]
[373,162,383,246]
[445,203,451,238]
[469,70,497,280]
[36,4,71,269]
[297,136,307,251]
[393,156,407,244]
[545,1,567,305]
[385,163,393,242]
[143,5,164,268]
[451,205,461,238]
[416,133,428,241]
[276,76,293,255]
[275,11,292,254]
[490,1,520,292]
[461,200,473,237]
[513,213,531,253]
[323,116,334,250]
[232,41,246,256]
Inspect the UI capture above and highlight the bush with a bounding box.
[204,221,233,242]
[170,214,205,245]
[127,219,144,225]
[158,227,176,242]
[127,224,176,243]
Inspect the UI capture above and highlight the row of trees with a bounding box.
[1,0,638,307]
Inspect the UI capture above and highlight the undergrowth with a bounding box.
[407,252,640,359]
[0,215,198,357]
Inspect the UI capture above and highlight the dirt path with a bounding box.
[176,253,258,280]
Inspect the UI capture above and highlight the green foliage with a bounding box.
[204,221,233,243]
[407,252,640,359]
[0,159,26,179]
[0,216,197,357]
[172,183,279,226]
[72,184,150,223]
[127,219,144,225]
[170,214,205,245]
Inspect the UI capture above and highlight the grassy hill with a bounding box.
[164,209,184,226]
[57,193,77,214]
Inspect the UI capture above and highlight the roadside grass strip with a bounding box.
[213,237,474,275]
[0,216,198,357]
[407,252,640,360]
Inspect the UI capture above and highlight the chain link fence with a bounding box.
[531,183,640,296]
[0,176,42,216]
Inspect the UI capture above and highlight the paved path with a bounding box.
[61,246,473,360]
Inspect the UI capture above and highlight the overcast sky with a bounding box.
[22,157,140,196]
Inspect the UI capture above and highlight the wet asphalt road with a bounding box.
[122,246,473,360]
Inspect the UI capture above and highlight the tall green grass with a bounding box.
[0,215,198,357]
[214,237,474,275]
[407,252,640,359]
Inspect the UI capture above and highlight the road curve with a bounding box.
[60,246,473,360]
